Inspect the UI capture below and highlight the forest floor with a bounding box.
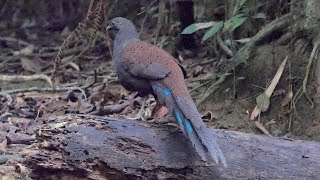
[0,11,320,179]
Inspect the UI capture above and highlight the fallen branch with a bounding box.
[26,114,320,179]
[0,74,53,87]
[1,84,93,100]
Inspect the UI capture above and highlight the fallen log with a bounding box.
[27,114,320,179]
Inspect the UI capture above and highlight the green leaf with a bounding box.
[230,16,247,31]
[181,21,216,34]
[253,12,266,19]
[201,21,224,42]
[256,92,270,112]
[239,0,248,8]
[234,13,246,18]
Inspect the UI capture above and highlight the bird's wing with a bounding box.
[122,60,171,80]
[120,41,186,80]
[173,58,187,79]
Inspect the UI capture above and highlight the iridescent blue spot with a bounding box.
[163,89,171,96]
[153,85,162,92]
[185,120,193,133]
[175,111,183,124]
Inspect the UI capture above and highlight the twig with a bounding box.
[190,79,215,93]
[87,0,95,17]
[196,73,231,106]
[137,0,158,16]
[302,40,318,108]
[0,56,14,69]
[235,109,254,132]
[105,31,114,61]
[189,59,216,68]
[139,0,158,35]
[1,78,97,99]
[0,37,31,46]
[217,33,233,57]
[254,121,272,137]
[140,10,149,36]
[154,0,165,45]
[0,74,53,87]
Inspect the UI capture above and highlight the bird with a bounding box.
[107,17,226,167]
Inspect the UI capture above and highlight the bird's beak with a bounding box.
[106,22,116,31]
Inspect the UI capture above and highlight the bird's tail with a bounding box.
[152,82,227,167]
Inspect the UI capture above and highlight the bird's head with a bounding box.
[107,17,136,32]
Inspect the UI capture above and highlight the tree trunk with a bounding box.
[27,115,320,180]
[177,0,197,49]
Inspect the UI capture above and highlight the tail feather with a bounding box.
[174,108,207,160]
[152,82,227,167]
[175,96,227,166]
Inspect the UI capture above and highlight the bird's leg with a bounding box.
[151,103,168,118]
[125,96,147,121]
[148,102,171,124]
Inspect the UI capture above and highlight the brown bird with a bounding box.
[107,17,226,166]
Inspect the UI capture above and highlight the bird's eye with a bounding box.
[111,22,116,26]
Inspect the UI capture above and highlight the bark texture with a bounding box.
[27,115,320,180]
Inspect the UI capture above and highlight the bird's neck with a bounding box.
[113,28,139,63]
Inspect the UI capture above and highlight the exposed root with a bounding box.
[233,13,293,66]
[196,72,231,106]
[217,33,233,57]
[302,40,318,108]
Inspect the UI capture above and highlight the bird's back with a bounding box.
[121,41,189,97]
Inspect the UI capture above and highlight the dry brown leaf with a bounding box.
[250,56,288,120]
[67,62,80,71]
[0,138,7,151]
[7,132,36,144]
[254,121,272,137]
[201,111,217,122]
[18,92,61,99]
[14,97,25,107]
[265,119,276,126]
[193,65,204,77]
[0,123,11,132]
[256,92,270,112]
[8,117,32,131]
[21,57,43,73]
[13,44,35,56]
[11,163,28,175]
[51,122,68,129]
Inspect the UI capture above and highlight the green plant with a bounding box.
[181,0,266,42]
